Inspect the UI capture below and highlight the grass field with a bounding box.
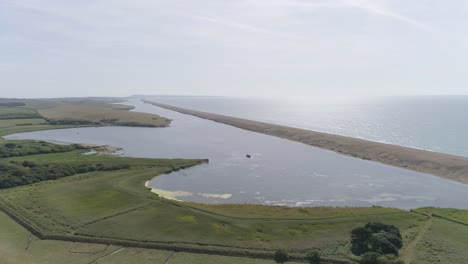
[0,98,171,142]
[0,118,47,128]
[28,100,170,127]
[0,106,41,119]
[0,211,296,264]
[0,151,204,233]
[412,217,468,264]
[413,207,468,224]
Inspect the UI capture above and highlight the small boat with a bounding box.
[246,154,251,158]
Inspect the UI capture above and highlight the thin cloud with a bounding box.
[191,15,283,37]
[343,0,434,32]
[245,0,433,32]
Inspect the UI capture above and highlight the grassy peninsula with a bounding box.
[0,98,170,140]
[144,100,468,185]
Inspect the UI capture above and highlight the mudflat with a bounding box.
[144,100,468,185]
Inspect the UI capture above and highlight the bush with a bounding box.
[274,249,289,263]
[0,160,134,189]
[0,141,83,158]
[361,252,380,264]
[22,161,36,168]
[305,250,321,264]
[5,143,17,149]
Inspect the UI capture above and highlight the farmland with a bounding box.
[30,100,170,127]
[0,210,298,264]
[0,98,170,140]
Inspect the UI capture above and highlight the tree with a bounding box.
[351,222,403,256]
[351,226,372,255]
[368,232,400,255]
[305,250,321,264]
[274,249,289,263]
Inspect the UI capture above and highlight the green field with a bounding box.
[28,100,170,127]
[0,98,171,141]
[0,210,299,264]
[0,106,41,119]
[412,217,468,264]
[414,207,468,224]
[0,118,46,128]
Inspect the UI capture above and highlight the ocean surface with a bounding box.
[6,99,468,210]
[148,96,468,157]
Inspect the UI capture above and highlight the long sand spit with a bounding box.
[144,100,468,185]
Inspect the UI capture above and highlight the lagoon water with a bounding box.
[149,96,468,157]
[5,99,468,209]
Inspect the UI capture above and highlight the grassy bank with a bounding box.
[143,100,468,185]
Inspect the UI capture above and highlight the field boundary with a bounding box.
[432,213,468,226]
[160,199,409,222]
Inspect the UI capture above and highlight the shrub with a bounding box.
[305,250,321,264]
[5,143,17,149]
[361,252,380,264]
[274,249,289,263]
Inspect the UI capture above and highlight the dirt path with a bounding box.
[164,252,176,264]
[87,247,125,264]
[25,234,33,251]
[402,216,433,264]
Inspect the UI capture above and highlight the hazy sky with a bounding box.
[2,0,468,98]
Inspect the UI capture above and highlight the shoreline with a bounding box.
[143,100,468,185]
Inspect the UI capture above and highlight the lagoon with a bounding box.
[5,100,468,209]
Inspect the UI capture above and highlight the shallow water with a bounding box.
[5,100,468,209]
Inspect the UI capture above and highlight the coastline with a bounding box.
[143,100,468,185]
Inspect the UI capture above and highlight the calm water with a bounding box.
[5,100,468,209]
[148,96,468,157]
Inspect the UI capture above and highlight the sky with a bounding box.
[1,0,468,98]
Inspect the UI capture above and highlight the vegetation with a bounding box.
[0,141,84,158]
[0,98,171,142]
[0,211,297,264]
[274,249,289,263]
[0,106,41,119]
[305,250,321,264]
[0,118,47,129]
[0,102,26,107]
[414,207,468,225]
[351,223,403,256]
[360,252,380,264]
[412,217,468,264]
[29,100,170,127]
[0,156,130,188]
